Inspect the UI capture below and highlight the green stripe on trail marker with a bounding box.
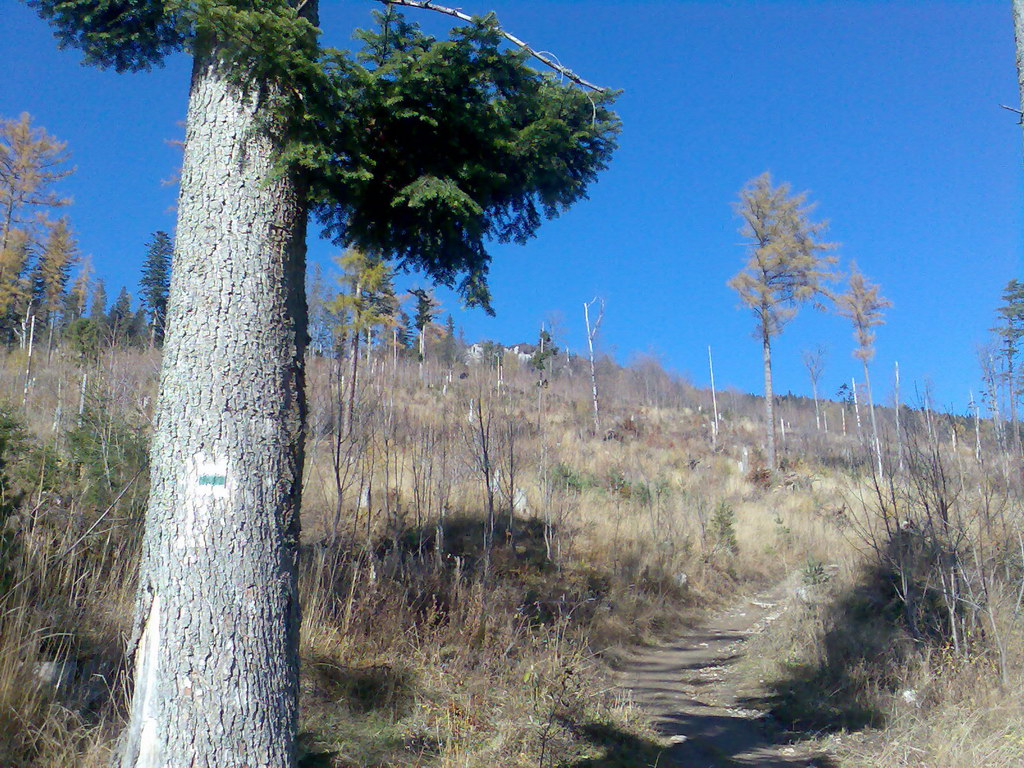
[198,474,226,487]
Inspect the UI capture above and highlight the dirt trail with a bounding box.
[617,580,834,767]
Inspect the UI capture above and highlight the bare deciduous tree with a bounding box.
[801,345,827,432]
[584,297,605,434]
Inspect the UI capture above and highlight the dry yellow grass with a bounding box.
[1,342,1020,768]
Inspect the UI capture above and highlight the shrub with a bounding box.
[711,501,738,555]
[551,462,593,493]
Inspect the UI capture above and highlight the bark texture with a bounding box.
[119,48,308,768]
[1015,0,1024,117]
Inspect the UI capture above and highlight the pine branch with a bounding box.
[374,0,608,92]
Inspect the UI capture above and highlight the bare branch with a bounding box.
[1000,103,1024,124]
[375,0,608,92]
[585,296,605,341]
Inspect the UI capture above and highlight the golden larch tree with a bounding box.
[728,172,836,470]
[835,261,891,472]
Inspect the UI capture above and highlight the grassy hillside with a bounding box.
[0,343,1021,767]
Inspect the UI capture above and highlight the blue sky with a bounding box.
[2,0,1021,411]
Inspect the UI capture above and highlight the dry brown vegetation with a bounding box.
[738,404,1024,768]
[1,342,1023,768]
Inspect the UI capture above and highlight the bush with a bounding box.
[711,501,738,555]
[551,462,593,493]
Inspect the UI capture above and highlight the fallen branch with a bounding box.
[375,0,608,92]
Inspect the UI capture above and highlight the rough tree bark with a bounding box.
[118,35,310,768]
[1014,1,1024,115]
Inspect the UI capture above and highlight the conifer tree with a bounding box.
[306,262,333,356]
[0,113,73,341]
[63,255,93,327]
[994,279,1024,451]
[836,262,891,472]
[439,313,459,368]
[0,228,31,341]
[130,307,150,347]
[29,3,619,765]
[330,248,397,434]
[392,308,413,350]
[139,230,172,346]
[88,278,106,323]
[108,286,134,345]
[29,216,78,330]
[409,287,441,366]
[531,326,558,373]
[728,172,836,470]
[0,112,72,257]
[368,264,399,340]
[65,315,100,363]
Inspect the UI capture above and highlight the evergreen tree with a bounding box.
[29,216,78,329]
[62,255,93,327]
[394,309,413,350]
[439,313,459,368]
[403,310,418,350]
[28,3,620,763]
[531,326,558,372]
[107,285,133,344]
[306,261,333,356]
[728,172,836,470]
[139,230,172,345]
[409,287,441,363]
[130,307,150,347]
[994,278,1024,451]
[88,278,107,322]
[64,316,100,363]
[367,262,399,345]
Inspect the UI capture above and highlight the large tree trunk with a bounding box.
[762,332,777,470]
[1014,0,1024,116]
[118,40,310,768]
